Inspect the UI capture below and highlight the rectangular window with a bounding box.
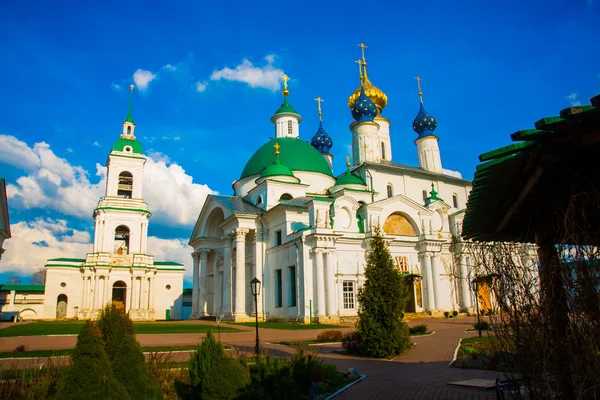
[275,269,282,308]
[288,266,297,307]
[343,281,355,309]
[275,230,282,246]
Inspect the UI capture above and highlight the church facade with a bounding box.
[189,47,478,323]
[9,88,186,321]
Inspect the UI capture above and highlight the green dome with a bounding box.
[260,157,295,178]
[113,137,143,154]
[241,138,333,179]
[335,168,366,186]
[273,97,299,116]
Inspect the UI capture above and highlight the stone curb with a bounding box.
[326,374,367,399]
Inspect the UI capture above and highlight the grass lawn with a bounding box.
[457,336,494,359]
[234,321,344,330]
[0,321,240,337]
[274,340,340,346]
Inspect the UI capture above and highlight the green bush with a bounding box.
[474,321,490,331]
[98,304,161,400]
[239,355,298,400]
[341,330,360,354]
[408,324,428,335]
[444,311,450,318]
[58,321,130,400]
[316,330,343,342]
[356,226,411,358]
[201,357,250,399]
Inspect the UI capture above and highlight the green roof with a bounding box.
[260,157,295,178]
[113,137,143,154]
[241,137,333,179]
[335,168,366,186]
[273,96,299,116]
[0,284,45,292]
[154,261,184,266]
[462,94,600,242]
[48,258,85,262]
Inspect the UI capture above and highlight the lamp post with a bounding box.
[250,277,261,356]
[471,278,481,338]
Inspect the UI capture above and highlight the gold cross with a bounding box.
[346,155,351,167]
[415,76,423,103]
[274,142,280,156]
[314,97,324,121]
[358,43,368,62]
[281,74,289,90]
[355,59,364,81]
[129,84,135,92]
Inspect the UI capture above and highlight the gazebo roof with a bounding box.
[462,94,600,243]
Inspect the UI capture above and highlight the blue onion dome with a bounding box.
[351,87,378,123]
[310,121,333,154]
[413,103,438,138]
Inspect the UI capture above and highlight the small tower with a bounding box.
[350,80,379,165]
[310,97,334,170]
[92,84,150,255]
[413,76,442,173]
[270,74,302,138]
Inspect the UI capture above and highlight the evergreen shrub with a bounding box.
[474,321,490,331]
[356,225,411,358]
[408,324,428,335]
[453,310,459,317]
[444,311,450,318]
[341,331,360,354]
[200,357,250,400]
[316,330,343,342]
[58,321,130,400]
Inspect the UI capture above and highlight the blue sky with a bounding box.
[0,0,599,286]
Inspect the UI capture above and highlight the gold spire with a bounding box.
[129,83,135,92]
[274,142,281,156]
[314,97,324,121]
[281,74,290,96]
[415,76,423,104]
[346,155,351,168]
[348,43,388,113]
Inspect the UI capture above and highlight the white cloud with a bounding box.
[3,218,192,278]
[93,141,101,147]
[146,150,171,164]
[442,168,463,179]
[565,93,582,106]
[3,135,216,227]
[195,81,208,92]
[133,69,157,91]
[66,148,73,153]
[111,83,121,92]
[162,64,177,71]
[210,54,283,91]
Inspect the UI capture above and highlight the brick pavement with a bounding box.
[0,317,501,399]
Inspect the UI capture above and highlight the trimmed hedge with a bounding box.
[316,330,343,342]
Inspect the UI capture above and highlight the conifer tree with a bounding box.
[356,225,411,358]
[58,321,130,400]
[98,304,162,400]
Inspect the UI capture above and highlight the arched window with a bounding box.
[422,190,428,202]
[287,120,293,135]
[452,193,459,208]
[381,142,386,160]
[127,126,132,135]
[114,225,130,255]
[386,184,393,198]
[117,171,133,198]
[279,193,293,201]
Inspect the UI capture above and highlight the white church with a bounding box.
[189,46,480,323]
[0,86,185,321]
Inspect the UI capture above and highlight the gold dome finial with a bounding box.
[415,76,423,104]
[281,74,290,96]
[348,43,388,113]
[346,155,351,168]
[314,97,324,121]
[274,142,281,156]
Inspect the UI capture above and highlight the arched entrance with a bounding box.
[112,281,127,309]
[56,294,68,319]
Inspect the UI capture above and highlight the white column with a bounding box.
[198,250,209,317]
[459,254,472,310]
[104,276,110,307]
[129,276,134,312]
[190,252,200,319]
[92,276,98,310]
[151,277,156,310]
[223,237,232,316]
[314,249,326,316]
[431,253,442,310]
[325,250,337,317]
[82,276,87,309]
[141,277,147,313]
[213,251,221,315]
[254,231,264,317]
[234,229,248,318]
[421,252,436,311]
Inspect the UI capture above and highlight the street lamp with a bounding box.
[250,277,261,356]
[471,278,481,338]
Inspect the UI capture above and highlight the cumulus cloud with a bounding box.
[2,218,192,278]
[195,81,208,92]
[210,54,283,91]
[110,83,121,91]
[3,134,215,227]
[133,69,157,91]
[565,93,582,106]
[93,141,101,147]
[162,64,177,71]
[442,168,463,179]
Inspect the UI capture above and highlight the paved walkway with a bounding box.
[0,317,500,399]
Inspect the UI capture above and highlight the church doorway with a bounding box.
[114,225,130,255]
[56,294,68,319]
[112,281,127,310]
[404,278,422,313]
